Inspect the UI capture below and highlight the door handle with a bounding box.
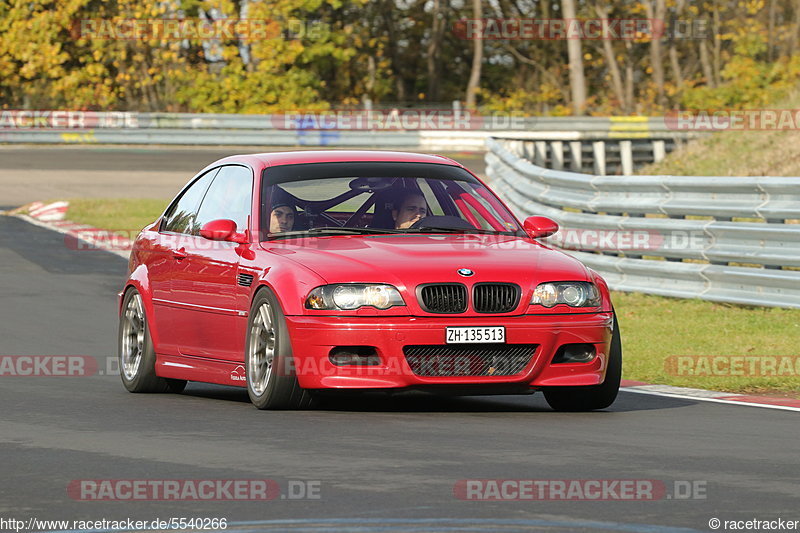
[173,247,188,260]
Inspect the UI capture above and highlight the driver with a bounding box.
[269,190,296,233]
[392,190,428,229]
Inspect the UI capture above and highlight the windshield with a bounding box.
[259,161,522,240]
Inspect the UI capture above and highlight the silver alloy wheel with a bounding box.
[248,302,276,396]
[121,293,145,380]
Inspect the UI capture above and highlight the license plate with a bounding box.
[446,326,505,344]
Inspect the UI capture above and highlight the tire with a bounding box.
[245,288,314,410]
[119,288,187,394]
[543,313,622,412]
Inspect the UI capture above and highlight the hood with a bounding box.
[260,234,590,289]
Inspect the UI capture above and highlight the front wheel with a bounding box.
[119,288,186,393]
[543,314,622,412]
[245,288,314,410]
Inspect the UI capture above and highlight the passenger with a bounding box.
[392,190,428,229]
[269,191,296,233]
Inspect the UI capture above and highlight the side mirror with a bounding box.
[523,216,559,239]
[200,219,247,244]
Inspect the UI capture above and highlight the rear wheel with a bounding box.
[119,288,186,393]
[246,288,314,410]
[543,314,622,412]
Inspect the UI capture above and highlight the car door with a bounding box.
[170,165,254,361]
[150,167,219,355]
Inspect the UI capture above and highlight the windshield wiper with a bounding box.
[404,227,512,235]
[267,226,517,241]
[307,226,406,235]
[267,226,405,240]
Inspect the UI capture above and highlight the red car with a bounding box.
[118,150,621,411]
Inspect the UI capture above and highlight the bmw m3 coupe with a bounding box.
[118,150,621,411]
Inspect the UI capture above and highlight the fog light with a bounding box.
[329,346,380,366]
[552,343,596,364]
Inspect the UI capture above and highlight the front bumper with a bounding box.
[286,312,614,390]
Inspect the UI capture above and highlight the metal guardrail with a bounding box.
[486,137,800,308]
[0,127,422,147]
[0,110,696,134]
[0,111,698,170]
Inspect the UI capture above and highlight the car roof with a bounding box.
[215,150,464,169]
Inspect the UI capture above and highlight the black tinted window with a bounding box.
[195,165,253,232]
[162,168,218,234]
[259,162,521,237]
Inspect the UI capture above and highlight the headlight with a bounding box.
[531,282,600,308]
[305,284,405,310]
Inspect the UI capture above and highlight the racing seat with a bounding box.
[292,211,310,231]
[368,190,399,229]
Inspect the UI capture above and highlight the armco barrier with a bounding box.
[486,137,800,308]
[0,127,422,147]
[0,111,699,173]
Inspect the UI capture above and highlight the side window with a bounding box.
[195,165,253,232]
[161,168,219,234]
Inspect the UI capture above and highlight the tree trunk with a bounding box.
[791,0,800,56]
[596,4,626,112]
[643,0,666,107]
[669,46,683,92]
[712,0,721,87]
[668,0,685,93]
[561,0,586,114]
[426,0,445,102]
[624,41,635,113]
[465,0,483,109]
[365,55,376,96]
[699,40,715,88]
[382,4,406,102]
[767,0,776,61]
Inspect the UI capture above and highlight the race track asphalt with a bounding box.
[0,214,797,533]
[0,146,487,205]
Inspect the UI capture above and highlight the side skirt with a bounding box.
[156,354,247,388]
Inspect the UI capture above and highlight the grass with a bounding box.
[641,129,800,176]
[64,198,800,397]
[641,93,800,177]
[614,292,800,396]
[66,198,167,235]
